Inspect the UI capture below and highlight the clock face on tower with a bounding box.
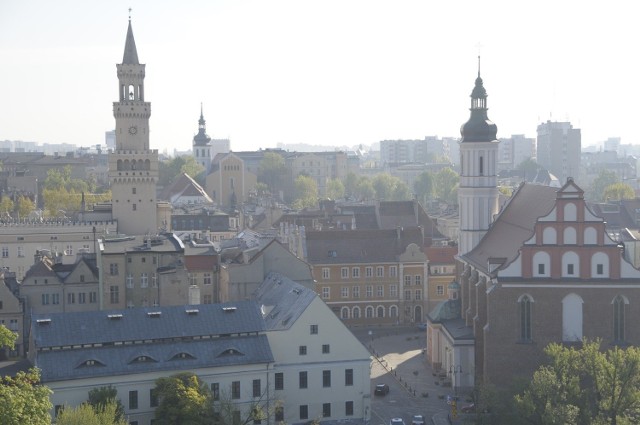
[128,126,138,135]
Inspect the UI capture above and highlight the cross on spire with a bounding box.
[128,7,132,21]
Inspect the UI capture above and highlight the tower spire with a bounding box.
[122,14,139,65]
[478,55,481,78]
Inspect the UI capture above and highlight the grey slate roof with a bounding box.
[305,227,423,264]
[459,183,557,273]
[36,334,273,382]
[253,272,316,331]
[32,301,265,348]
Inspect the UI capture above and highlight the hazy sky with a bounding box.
[1,0,638,154]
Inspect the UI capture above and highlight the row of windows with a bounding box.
[518,293,628,343]
[322,286,421,300]
[1,244,91,258]
[298,344,331,355]
[340,305,403,319]
[533,251,610,278]
[126,273,157,289]
[42,292,97,305]
[321,266,401,279]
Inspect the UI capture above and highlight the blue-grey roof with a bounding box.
[253,272,316,331]
[32,301,265,348]
[36,334,273,382]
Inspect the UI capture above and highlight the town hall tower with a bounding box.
[108,19,159,235]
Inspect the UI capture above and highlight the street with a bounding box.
[350,326,460,425]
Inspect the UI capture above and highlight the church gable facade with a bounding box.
[477,178,640,388]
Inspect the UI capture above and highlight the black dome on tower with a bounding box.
[460,57,497,143]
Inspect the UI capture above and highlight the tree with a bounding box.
[391,180,411,201]
[590,170,619,202]
[515,339,640,425]
[0,368,53,425]
[325,178,345,200]
[356,176,375,201]
[343,172,359,199]
[153,372,215,425]
[603,182,635,202]
[258,152,287,194]
[17,196,35,218]
[433,167,459,205]
[0,324,17,349]
[0,196,14,217]
[180,157,205,183]
[292,174,318,209]
[517,158,541,181]
[372,174,395,200]
[56,401,127,425]
[87,386,124,422]
[158,156,204,187]
[414,171,434,205]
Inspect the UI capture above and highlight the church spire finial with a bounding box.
[128,7,132,21]
[478,55,481,78]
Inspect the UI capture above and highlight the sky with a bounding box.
[1,0,639,155]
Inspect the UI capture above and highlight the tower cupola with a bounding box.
[460,57,497,143]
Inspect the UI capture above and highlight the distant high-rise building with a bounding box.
[105,130,116,150]
[536,121,581,183]
[603,137,621,154]
[498,134,536,171]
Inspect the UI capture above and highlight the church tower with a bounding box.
[193,103,212,173]
[108,18,159,235]
[458,58,499,255]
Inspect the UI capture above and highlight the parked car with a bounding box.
[460,403,475,413]
[390,418,406,425]
[374,383,390,396]
[411,414,425,425]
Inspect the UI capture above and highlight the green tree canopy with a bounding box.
[158,156,205,187]
[515,339,640,425]
[414,171,434,205]
[258,152,287,193]
[433,167,459,205]
[56,401,127,425]
[87,386,124,422]
[0,368,52,425]
[17,195,35,218]
[326,178,345,200]
[292,174,318,209]
[153,372,215,425]
[0,196,14,216]
[517,158,541,181]
[0,324,17,349]
[343,172,359,199]
[603,182,635,202]
[589,169,619,202]
[355,176,375,201]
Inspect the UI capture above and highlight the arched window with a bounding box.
[376,306,385,318]
[533,251,551,277]
[518,295,533,342]
[591,252,610,278]
[562,293,583,342]
[563,227,577,245]
[352,306,361,319]
[341,307,350,320]
[562,251,580,277]
[365,306,374,318]
[543,227,557,244]
[613,295,627,343]
[389,305,398,318]
[584,227,597,244]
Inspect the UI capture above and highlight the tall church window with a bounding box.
[613,295,626,343]
[518,295,532,342]
[479,156,483,176]
[562,293,583,342]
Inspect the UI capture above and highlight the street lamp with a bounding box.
[449,365,463,397]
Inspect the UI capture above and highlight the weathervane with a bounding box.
[128,7,132,21]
